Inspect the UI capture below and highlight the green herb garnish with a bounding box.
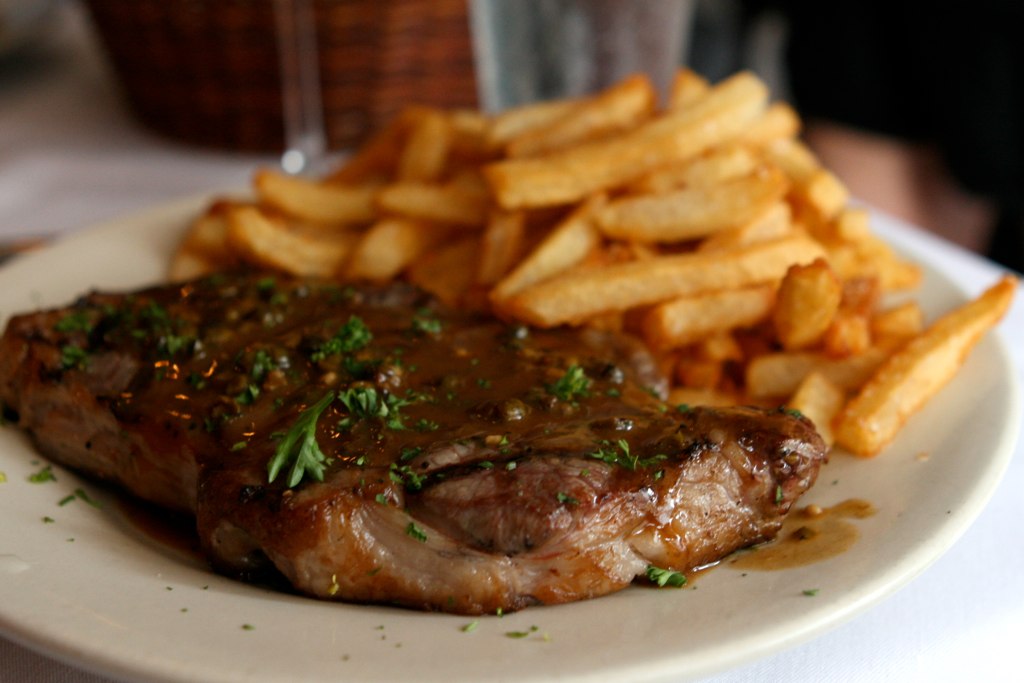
[406,521,428,542]
[546,364,590,402]
[27,465,56,483]
[802,588,820,596]
[645,565,687,588]
[311,316,372,362]
[266,391,335,487]
[411,308,442,336]
[60,345,89,370]
[389,463,427,491]
[588,439,666,471]
[556,492,578,506]
[54,311,93,333]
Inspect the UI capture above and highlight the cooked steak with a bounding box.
[0,272,826,614]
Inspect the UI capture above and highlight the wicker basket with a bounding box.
[83,0,479,151]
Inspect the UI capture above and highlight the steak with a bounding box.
[0,272,826,614]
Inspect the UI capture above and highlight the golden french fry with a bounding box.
[168,247,219,281]
[484,71,769,209]
[629,144,759,195]
[447,109,494,161]
[871,301,925,340]
[822,313,872,358]
[477,210,527,286]
[773,258,843,350]
[676,357,723,389]
[397,109,452,182]
[346,218,449,281]
[505,234,825,327]
[737,102,801,147]
[375,181,489,227]
[787,372,845,447]
[827,236,923,291]
[255,169,378,225]
[667,68,710,110]
[597,166,789,243]
[696,201,793,253]
[491,194,605,301]
[835,277,1017,457]
[486,99,581,149]
[225,205,356,277]
[325,110,415,183]
[765,138,849,222]
[506,74,656,158]
[745,343,896,399]
[643,284,776,349]
[406,236,480,307]
[180,202,237,260]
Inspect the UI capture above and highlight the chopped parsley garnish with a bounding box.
[676,403,692,413]
[60,345,89,370]
[775,484,784,505]
[588,439,666,471]
[249,349,276,383]
[556,492,578,506]
[505,626,539,639]
[399,446,422,463]
[0,472,6,483]
[266,391,335,487]
[42,516,54,523]
[781,407,804,419]
[414,418,440,432]
[311,316,372,362]
[406,521,428,542]
[546,364,591,402]
[235,383,260,406]
[411,308,442,336]
[374,493,389,505]
[54,311,93,333]
[27,464,56,483]
[336,386,418,431]
[389,463,427,491]
[802,588,820,596]
[645,565,687,588]
[230,441,247,451]
[461,621,479,633]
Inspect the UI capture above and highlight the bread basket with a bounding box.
[83,0,478,151]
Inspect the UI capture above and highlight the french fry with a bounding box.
[505,234,825,327]
[737,102,801,147]
[325,110,414,183]
[397,108,452,182]
[225,205,356,277]
[696,201,793,253]
[486,99,580,149]
[491,194,605,301]
[255,169,378,225]
[871,301,924,340]
[597,166,789,243]
[406,236,480,307]
[644,284,776,349]
[834,276,1017,456]
[347,218,449,281]
[484,71,769,209]
[746,343,896,399]
[477,210,527,286]
[787,372,845,447]
[667,68,710,110]
[506,74,656,158]
[169,246,219,281]
[629,145,759,195]
[822,313,872,358]
[376,181,489,227]
[772,258,843,350]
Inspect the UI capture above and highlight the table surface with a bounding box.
[1,5,1021,682]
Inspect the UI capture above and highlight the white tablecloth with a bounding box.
[1,5,1021,682]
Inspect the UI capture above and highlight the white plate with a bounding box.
[0,197,1018,683]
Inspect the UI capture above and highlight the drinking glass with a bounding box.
[469,0,695,112]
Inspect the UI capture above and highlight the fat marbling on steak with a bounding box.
[0,272,826,614]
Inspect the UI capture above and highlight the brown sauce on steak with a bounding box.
[0,272,828,614]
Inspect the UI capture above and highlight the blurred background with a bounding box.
[1,0,1020,271]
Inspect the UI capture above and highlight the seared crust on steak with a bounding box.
[0,273,826,613]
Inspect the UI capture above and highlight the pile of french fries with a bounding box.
[170,70,1016,458]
